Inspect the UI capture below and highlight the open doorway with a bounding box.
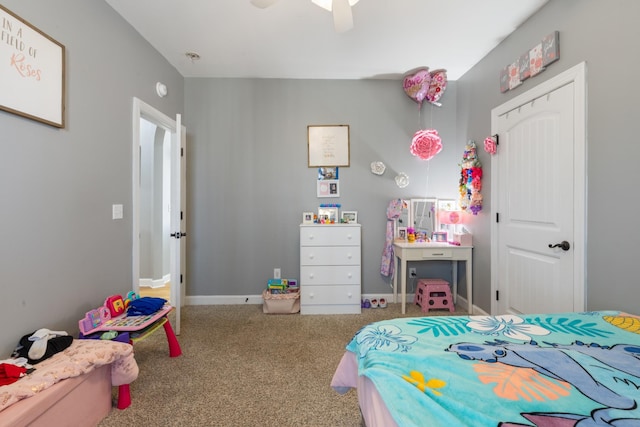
[138,117,172,302]
[132,97,186,334]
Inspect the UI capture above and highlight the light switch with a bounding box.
[112,204,124,220]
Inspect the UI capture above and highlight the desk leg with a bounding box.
[117,384,131,409]
[400,258,407,314]
[466,259,473,314]
[163,320,183,358]
[452,261,458,305]
[393,255,398,304]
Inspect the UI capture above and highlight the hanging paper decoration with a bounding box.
[459,141,483,215]
[402,68,448,108]
[483,136,497,155]
[410,129,442,161]
[395,172,409,188]
[370,161,386,175]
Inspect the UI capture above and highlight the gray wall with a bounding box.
[3,0,638,358]
[0,0,183,355]
[184,79,460,298]
[456,0,640,312]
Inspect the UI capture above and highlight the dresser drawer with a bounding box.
[300,285,360,305]
[300,226,361,246]
[300,266,361,285]
[300,246,360,266]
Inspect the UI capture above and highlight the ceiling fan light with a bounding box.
[311,0,359,12]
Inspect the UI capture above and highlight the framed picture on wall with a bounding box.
[0,5,66,128]
[308,125,350,167]
[317,179,339,198]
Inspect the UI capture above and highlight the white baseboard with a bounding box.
[186,295,264,305]
[186,292,488,314]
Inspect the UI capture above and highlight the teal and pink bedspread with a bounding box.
[333,311,640,426]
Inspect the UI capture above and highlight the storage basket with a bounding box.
[262,289,300,314]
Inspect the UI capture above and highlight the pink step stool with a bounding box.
[415,279,454,313]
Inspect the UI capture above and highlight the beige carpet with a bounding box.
[98,302,465,427]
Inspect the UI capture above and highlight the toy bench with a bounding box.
[0,340,138,427]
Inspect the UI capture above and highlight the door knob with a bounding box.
[548,241,570,251]
[170,231,187,239]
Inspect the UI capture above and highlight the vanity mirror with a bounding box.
[410,198,438,240]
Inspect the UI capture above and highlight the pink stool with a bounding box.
[415,279,454,313]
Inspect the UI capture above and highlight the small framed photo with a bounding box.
[317,179,339,198]
[341,211,358,224]
[318,167,338,180]
[302,212,314,224]
[396,227,407,241]
[318,207,339,223]
[432,231,448,242]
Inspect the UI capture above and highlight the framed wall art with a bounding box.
[308,125,350,167]
[317,179,339,198]
[0,5,66,128]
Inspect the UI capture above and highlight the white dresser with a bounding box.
[299,224,361,314]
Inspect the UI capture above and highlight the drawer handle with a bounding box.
[347,253,352,259]
[308,273,314,279]
[432,253,445,256]
[308,235,314,240]
[309,293,315,298]
[347,273,352,279]
[347,234,352,240]
[308,253,315,260]
[347,292,353,298]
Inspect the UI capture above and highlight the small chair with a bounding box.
[414,279,454,313]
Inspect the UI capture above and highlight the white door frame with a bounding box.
[490,62,587,315]
[132,98,182,314]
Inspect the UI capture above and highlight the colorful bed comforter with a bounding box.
[342,311,640,426]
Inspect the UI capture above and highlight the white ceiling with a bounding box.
[105,0,548,80]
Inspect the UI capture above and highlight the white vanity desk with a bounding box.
[392,242,473,314]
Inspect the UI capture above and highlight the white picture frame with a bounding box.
[317,179,339,198]
[341,211,358,224]
[302,212,314,224]
[317,207,339,223]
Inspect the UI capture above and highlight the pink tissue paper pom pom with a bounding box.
[410,129,442,161]
[484,137,497,155]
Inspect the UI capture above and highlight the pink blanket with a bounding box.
[0,339,138,412]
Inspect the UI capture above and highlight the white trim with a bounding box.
[185,292,488,314]
[490,62,587,315]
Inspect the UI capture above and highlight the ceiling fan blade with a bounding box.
[250,0,278,9]
[332,0,353,32]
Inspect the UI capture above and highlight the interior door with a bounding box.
[491,63,586,315]
[132,98,186,333]
[170,114,186,335]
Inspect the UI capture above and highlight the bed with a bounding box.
[331,310,640,426]
[0,339,138,427]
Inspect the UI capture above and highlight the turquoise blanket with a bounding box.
[346,311,640,426]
